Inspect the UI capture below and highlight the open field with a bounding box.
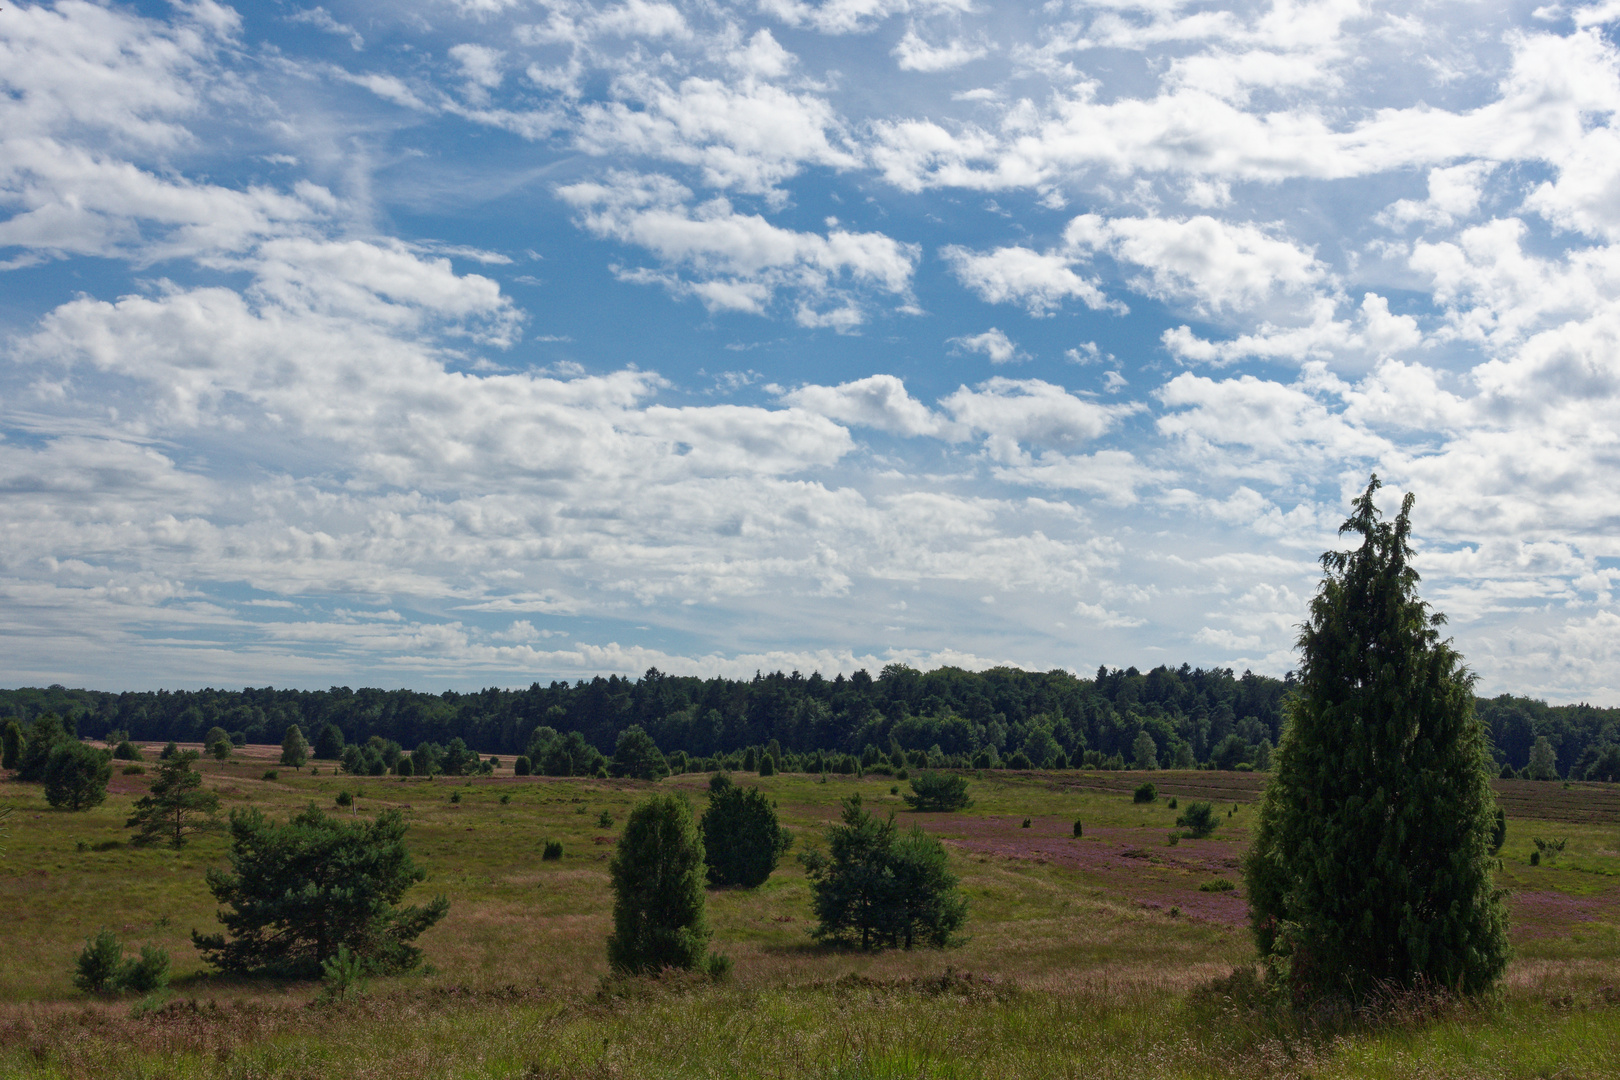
[2,747,1619,1078]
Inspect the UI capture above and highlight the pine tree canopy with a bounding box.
[192,805,448,977]
[1243,476,1510,1000]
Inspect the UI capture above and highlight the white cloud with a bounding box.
[892,27,989,72]
[943,244,1122,315]
[557,172,918,323]
[1064,213,1327,314]
[780,374,945,436]
[759,0,974,36]
[949,327,1025,363]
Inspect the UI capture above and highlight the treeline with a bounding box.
[0,663,1615,777]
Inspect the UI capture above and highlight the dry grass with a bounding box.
[2,758,1618,1077]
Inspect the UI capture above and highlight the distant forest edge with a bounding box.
[3,664,1617,779]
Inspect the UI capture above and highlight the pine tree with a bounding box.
[126,750,220,848]
[802,794,967,950]
[280,725,309,768]
[606,793,710,973]
[313,723,345,761]
[193,805,448,977]
[16,714,69,782]
[1243,476,1509,1000]
[44,741,112,811]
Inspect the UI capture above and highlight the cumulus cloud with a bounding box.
[949,327,1025,363]
[557,171,918,323]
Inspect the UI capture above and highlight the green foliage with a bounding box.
[1209,734,1247,771]
[1176,801,1217,839]
[317,944,369,1004]
[314,723,345,761]
[1132,782,1156,804]
[449,791,461,804]
[73,930,169,996]
[700,773,792,888]
[280,725,309,768]
[112,741,143,761]
[1,719,21,770]
[1072,818,1082,838]
[192,804,449,978]
[44,741,112,811]
[159,741,179,760]
[611,725,670,781]
[801,794,967,950]
[606,794,710,974]
[262,770,278,781]
[1131,730,1159,771]
[1199,878,1236,892]
[122,945,171,994]
[1532,836,1567,864]
[1243,476,1510,1001]
[395,756,414,777]
[121,764,144,776]
[1490,807,1507,854]
[1167,797,1178,809]
[903,771,973,812]
[336,790,353,808]
[542,839,563,860]
[73,929,126,994]
[597,810,614,829]
[514,755,532,776]
[1020,818,1030,828]
[126,750,220,848]
[1526,736,1559,781]
[1583,745,1620,781]
[758,753,776,776]
[1004,751,1032,770]
[16,714,70,782]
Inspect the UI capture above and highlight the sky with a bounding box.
[2,0,1619,700]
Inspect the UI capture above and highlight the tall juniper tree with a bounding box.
[1243,476,1510,1000]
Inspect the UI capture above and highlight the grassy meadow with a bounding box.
[2,746,1619,1078]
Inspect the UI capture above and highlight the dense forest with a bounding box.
[1,664,1615,778]
[6,663,1613,780]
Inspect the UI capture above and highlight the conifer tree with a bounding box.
[44,741,112,811]
[607,793,710,973]
[700,773,791,888]
[1244,477,1509,1000]
[127,750,220,847]
[2,720,22,770]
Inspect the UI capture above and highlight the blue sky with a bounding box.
[2,0,1619,700]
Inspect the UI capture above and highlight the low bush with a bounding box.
[1176,801,1218,839]
[542,840,563,860]
[500,793,511,805]
[72,930,169,996]
[449,791,461,804]
[113,741,143,761]
[1021,817,1031,828]
[121,764,145,776]
[598,810,615,829]
[335,791,352,807]
[1072,819,1083,838]
[1133,782,1156,804]
[1167,797,1178,809]
[1199,877,1236,892]
[513,755,531,776]
[396,757,414,777]
[262,770,278,781]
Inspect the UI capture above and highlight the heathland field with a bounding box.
[3,746,1619,1079]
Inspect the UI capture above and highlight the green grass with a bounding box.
[2,755,1619,1078]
